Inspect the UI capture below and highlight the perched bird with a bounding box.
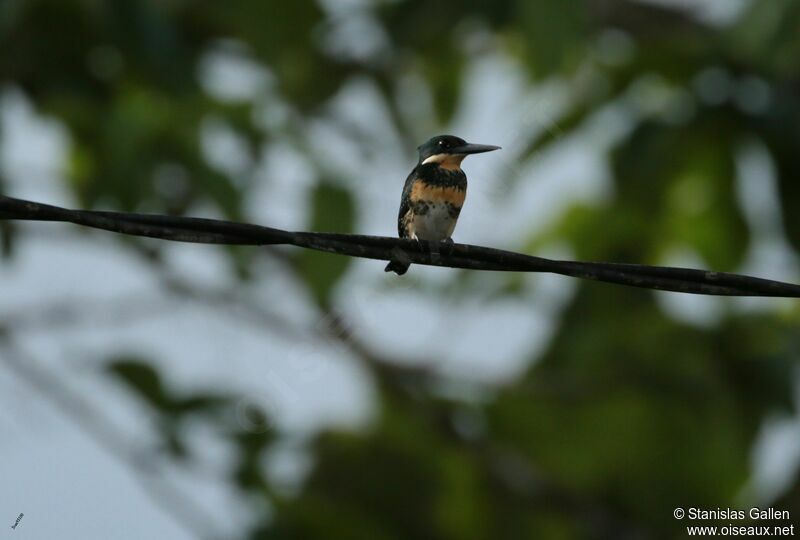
[385,135,501,275]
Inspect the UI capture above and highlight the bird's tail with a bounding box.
[385,260,410,275]
[385,246,412,275]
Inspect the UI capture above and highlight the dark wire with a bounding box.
[2,195,799,297]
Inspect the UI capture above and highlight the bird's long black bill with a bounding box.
[452,143,501,155]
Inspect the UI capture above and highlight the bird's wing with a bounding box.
[397,166,418,238]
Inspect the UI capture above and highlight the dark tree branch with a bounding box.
[2,195,799,297]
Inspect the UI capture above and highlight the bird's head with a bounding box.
[417,135,500,170]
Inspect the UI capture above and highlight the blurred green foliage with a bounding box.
[2,0,800,538]
[298,182,356,308]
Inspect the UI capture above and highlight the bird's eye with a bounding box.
[438,140,448,148]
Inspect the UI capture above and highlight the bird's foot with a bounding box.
[441,237,455,256]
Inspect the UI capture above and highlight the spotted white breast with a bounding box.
[411,202,458,241]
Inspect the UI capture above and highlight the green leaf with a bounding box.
[515,0,588,79]
[297,182,355,308]
[106,357,174,411]
[763,94,800,253]
[728,0,800,78]
[658,127,748,270]
[423,46,465,125]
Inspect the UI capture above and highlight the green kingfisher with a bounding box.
[385,135,501,275]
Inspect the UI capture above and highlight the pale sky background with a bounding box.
[1,0,799,538]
